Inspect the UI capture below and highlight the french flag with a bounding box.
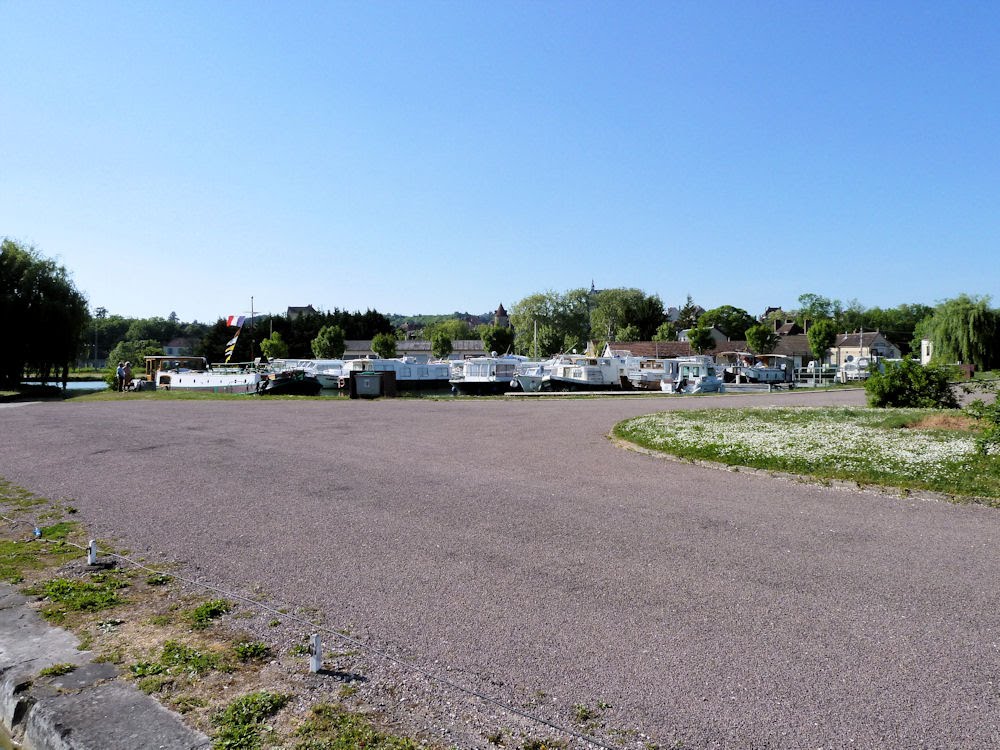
[226,315,246,327]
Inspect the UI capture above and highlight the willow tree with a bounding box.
[0,239,90,387]
[926,294,999,370]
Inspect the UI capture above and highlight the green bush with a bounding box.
[865,358,958,409]
[966,399,1000,456]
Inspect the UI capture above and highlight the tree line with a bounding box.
[3,238,999,389]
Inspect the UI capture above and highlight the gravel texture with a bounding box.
[2,389,999,749]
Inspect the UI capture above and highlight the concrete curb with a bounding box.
[0,585,209,750]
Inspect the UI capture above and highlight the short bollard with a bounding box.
[87,539,98,565]
[309,633,322,673]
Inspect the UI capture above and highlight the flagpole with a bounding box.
[250,296,255,360]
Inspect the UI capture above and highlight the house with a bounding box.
[829,331,902,367]
[163,337,198,356]
[678,326,728,344]
[287,305,317,320]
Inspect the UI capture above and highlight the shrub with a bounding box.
[865,358,958,409]
[966,400,1000,456]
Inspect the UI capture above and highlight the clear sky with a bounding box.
[3,1,998,323]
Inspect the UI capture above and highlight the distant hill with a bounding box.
[388,312,493,328]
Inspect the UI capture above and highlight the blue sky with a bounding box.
[3,1,998,323]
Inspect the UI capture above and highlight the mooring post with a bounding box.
[87,539,97,565]
[309,633,322,673]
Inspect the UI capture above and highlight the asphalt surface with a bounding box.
[2,390,999,749]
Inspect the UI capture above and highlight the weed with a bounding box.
[38,663,76,677]
[173,694,208,713]
[147,614,172,626]
[268,618,281,627]
[486,729,505,745]
[187,599,232,629]
[30,574,128,621]
[146,573,173,586]
[293,703,418,749]
[338,683,358,699]
[572,704,596,723]
[38,521,78,540]
[212,691,289,749]
[161,640,227,675]
[234,641,270,661]
[289,644,310,657]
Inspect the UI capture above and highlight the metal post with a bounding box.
[309,633,322,673]
[87,539,97,565]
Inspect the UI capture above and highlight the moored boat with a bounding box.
[257,368,322,395]
[141,356,261,394]
[660,356,724,394]
[449,355,527,395]
[341,357,450,390]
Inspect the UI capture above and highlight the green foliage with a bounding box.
[698,305,755,339]
[293,703,418,749]
[807,318,839,362]
[430,331,453,359]
[675,294,702,330]
[966,399,1000,456]
[213,691,290,749]
[234,641,271,661]
[259,332,289,360]
[39,662,77,677]
[479,324,515,355]
[187,599,232,628]
[105,339,163,386]
[34,574,128,620]
[426,318,474,341]
[590,288,666,341]
[146,573,173,586]
[1,239,91,387]
[865,358,959,409]
[686,327,716,354]
[796,292,842,324]
[311,325,346,359]
[744,324,779,355]
[617,323,641,341]
[924,294,1000,369]
[371,332,398,359]
[509,289,591,357]
[652,321,677,342]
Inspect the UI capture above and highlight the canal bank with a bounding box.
[0,585,208,750]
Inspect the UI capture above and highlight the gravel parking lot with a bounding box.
[2,390,999,748]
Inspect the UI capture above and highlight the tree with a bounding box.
[745,324,780,355]
[865,358,959,409]
[509,289,590,357]
[687,327,716,355]
[617,324,641,341]
[0,239,90,387]
[924,294,999,370]
[698,305,755,340]
[676,295,702,330]
[371,332,397,359]
[311,325,346,359]
[807,318,839,364]
[795,293,842,326]
[431,331,453,359]
[652,322,677,342]
[104,339,163,387]
[590,288,666,341]
[426,318,474,341]
[479,324,515,355]
[260,331,289,360]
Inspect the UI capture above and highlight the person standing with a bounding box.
[123,361,133,391]
[115,361,125,392]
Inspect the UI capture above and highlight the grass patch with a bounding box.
[27,572,129,622]
[234,640,270,662]
[615,407,1000,502]
[38,663,77,677]
[212,690,290,749]
[187,599,233,628]
[292,703,418,749]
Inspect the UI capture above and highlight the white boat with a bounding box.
[546,355,626,392]
[660,356,724,394]
[449,355,528,395]
[341,357,451,389]
[718,351,790,384]
[625,357,672,390]
[513,358,555,392]
[141,356,262,394]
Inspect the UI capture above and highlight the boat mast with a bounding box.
[250,296,255,359]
